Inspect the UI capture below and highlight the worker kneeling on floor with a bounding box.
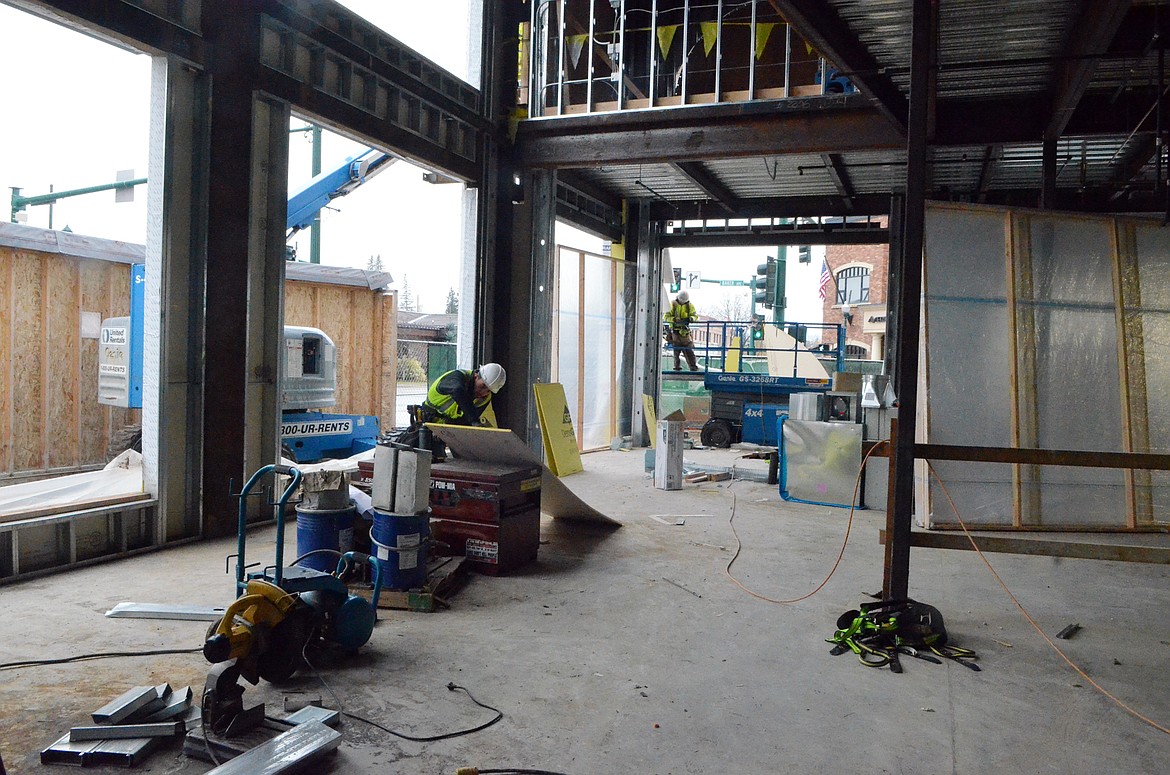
[403,363,506,459]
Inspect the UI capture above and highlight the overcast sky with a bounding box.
[0,0,820,324]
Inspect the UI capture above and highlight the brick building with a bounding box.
[821,236,889,362]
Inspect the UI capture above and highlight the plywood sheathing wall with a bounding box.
[0,248,135,479]
[284,280,397,424]
[1,249,399,481]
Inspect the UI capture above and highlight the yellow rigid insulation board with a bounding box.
[428,425,620,525]
[642,394,657,448]
[533,383,583,477]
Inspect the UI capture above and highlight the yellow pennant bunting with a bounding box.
[656,24,678,61]
[566,34,587,70]
[754,23,776,60]
[700,22,718,56]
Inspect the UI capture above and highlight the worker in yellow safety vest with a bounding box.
[421,363,507,427]
[663,290,699,371]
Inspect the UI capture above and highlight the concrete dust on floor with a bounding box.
[2,447,1170,774]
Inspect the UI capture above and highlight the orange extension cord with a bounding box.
[722,439,1170,736]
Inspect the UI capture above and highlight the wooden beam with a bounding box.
[880,530,1170,564]
[915,443,1170,471]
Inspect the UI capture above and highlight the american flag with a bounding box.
[818,261,832,300]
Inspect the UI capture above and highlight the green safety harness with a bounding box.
[827,598,980,673]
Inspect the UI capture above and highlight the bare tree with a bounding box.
[703,289,751,321]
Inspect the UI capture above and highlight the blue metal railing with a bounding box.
[664,319,844,377]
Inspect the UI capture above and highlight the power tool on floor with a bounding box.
[201,464,384,734]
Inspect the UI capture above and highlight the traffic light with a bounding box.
[670,267,682,293]
[797,245,812,264]
[753,258,778,308]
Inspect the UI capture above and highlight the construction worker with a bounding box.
[420,363,507,428]
[663,290,699,371]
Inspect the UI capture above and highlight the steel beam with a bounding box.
[880,529,1170,565]
[1043,0,1133,140]
[515,98,903,168]
[12,0,204,64]
[660,227,888,249]
[648,193,890,222]
[766,0,909,133]
[820,153,855,208]
[672,162,740,213]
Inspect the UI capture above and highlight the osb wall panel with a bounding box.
[0,252,395,480]
[0,248,136,479]
[283,280,394,422]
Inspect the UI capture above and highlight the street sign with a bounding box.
[717,280,748,286]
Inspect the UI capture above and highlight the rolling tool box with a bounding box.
[429,508,540,576]
[428,461,542,523]
[428,461,542,575]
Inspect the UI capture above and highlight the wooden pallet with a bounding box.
[349,555,470,612]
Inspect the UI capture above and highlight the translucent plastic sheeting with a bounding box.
[582,254,616,450]
[779,418,863,508]
[0,450,144,520]
[1134,225,1170,516]
[923,206,1170,528]
[556,247,626,452]
[558,247,581,438]
[923,208,1015,525]
[1023,217,1126,524]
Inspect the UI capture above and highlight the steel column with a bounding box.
[885,0,934,601]
[630,201,661,447]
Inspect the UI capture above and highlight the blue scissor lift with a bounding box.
[663,320,845,448]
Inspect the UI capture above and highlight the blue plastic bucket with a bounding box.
[296,505,356,572]
[370,509,430,590]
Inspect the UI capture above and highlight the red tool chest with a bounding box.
[430,508,540,576]
[428,461,542,575]
[428,461,542,523]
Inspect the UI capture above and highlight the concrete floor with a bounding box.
[2,447,1170,774]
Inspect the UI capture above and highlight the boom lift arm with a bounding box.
[285,147,397,238]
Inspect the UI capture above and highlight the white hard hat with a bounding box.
[676,290,690,303]
[478,362,507,393]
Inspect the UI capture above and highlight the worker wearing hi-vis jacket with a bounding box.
[421,363,507,427]
[663,290,699,371]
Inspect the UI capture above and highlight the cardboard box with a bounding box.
[654,410,686,491]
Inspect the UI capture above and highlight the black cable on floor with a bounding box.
[0,647,201,671]
[342,683,503,742]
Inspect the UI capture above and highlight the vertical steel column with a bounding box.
[528,0,538,116]
[618,0,627,109]
[587,0,595,112]
[884,194,905,382]
[1041,137,1057,209]
[556,0,566,115]
[748,0,757,99]
[649,0,658,104]
[201,3,269,537]
[715,0,723,100]
[681,0,690,103]
[145,55,208,542]
[885,0,934,601]
[525,170,557,457]
[784,23,791,96]
[630,201,661,447]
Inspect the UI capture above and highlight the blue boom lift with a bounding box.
[99,148,397,462]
